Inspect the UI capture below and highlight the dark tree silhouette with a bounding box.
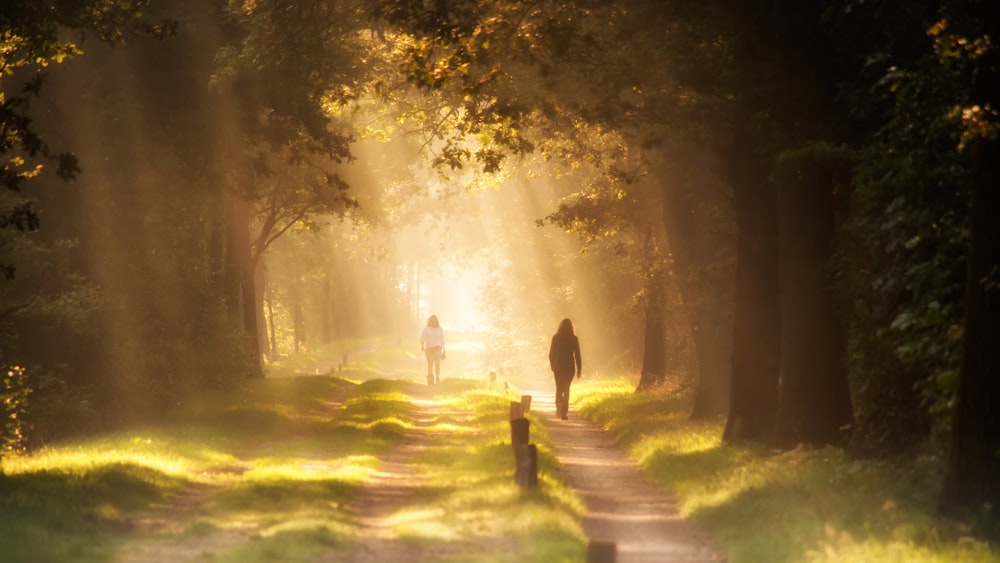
[722,121,780,442]
[940,0,1000,520]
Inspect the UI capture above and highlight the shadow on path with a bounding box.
[526,389,726,563]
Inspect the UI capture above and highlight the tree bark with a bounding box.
[690,318,733,418]
[293,293,304,355]
[771,157,852,448]
[255,260,268,361]
[226,193,263,377]
[636,284,666,391]
[636,286,666,391]
[723,123,780,442]
[637,231,667,391]
[320,273,332,345]
[940,59,1000,519]
[266,290,277,360]
[656,149,734,418]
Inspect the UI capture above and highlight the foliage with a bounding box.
[0,188,102,440]
[1,365,30,461]
[215,0,371,161]
[0,0,992,528]
[0,0,173,275]
[832,2,975,454]
[263,219,408,351]
[477,265,528,376]
[20,364,96,445]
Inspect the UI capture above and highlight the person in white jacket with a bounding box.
[420,314,446,384]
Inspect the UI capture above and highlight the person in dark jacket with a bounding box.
[548,318,582,420]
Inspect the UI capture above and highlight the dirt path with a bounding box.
[114,362,726,562]
[328,393,522,562]
[329,396,446,562]
[527,389,727,563]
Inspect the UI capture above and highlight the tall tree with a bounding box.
[771,147,853,447]
[722,117,780,442]
[720,0,857,446]
[213,0,373,373]
[831,0,969,455]
[938,0,1000,523]
[610,0,736,410]
[635,228,668,390]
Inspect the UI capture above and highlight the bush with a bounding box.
[2,366,31,461]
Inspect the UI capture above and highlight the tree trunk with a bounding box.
[690,318,733,418]
[637,229,667,391]
[636,277,666,391]
[723,124,780,442]
[940,59,1000,519]
[266,291,277,360]
[226,193,263,378]
[656,149,734,418]
[320,273,332,345]
[293,293,304,355]
[771,157,852,448]
[208,205,231,313]
[255,260,267,362]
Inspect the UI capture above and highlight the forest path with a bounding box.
[527,389,727,563]
[113,332,725,562]
[328,394,519,562]
[301,332,486,382]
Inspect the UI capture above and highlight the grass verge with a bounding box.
[0,371,587,562]
[0,376,396,562]
[572,378,999,563]
[400,380,587,561]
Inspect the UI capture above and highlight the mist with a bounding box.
[3,1,726,432]
[3,1,998,557]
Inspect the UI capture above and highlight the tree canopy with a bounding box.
[1,0,997,533]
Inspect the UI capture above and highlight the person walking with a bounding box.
[420,314,446,385]
[548,318,582,420]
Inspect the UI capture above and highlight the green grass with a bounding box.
[385,383,587,561]
[572,378,1000,563]
[0,375,400,562]
[0,363,587,562]
[264,339,367,378]
[10,366,993,562]
[270,337,427,382]
[0,461,185,562]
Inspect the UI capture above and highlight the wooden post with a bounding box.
[521,394,532,413]
[514,443,538,488]
[509,401,524,420]
[586,541,617,563]
[510,417,530,448]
